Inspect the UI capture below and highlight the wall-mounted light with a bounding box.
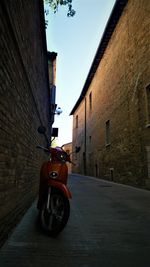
[54,107,63,115]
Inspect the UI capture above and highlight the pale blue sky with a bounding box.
[46,0,116,145]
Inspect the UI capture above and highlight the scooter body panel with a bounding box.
[38,160,71,204]
[47,161,68,185]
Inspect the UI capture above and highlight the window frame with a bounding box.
[105,120,111,146]
[89,92,92,111]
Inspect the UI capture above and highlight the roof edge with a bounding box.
[70,0,128,115]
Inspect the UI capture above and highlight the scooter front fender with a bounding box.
[48,179,72,199]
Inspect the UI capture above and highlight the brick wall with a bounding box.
[0,0,51,246]
[72,0,150,188]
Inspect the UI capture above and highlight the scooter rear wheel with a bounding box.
[39,189,70,236]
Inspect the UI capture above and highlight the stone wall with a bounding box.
[63,142,72,173]
[72,0,150,188]
[0,0,51,246]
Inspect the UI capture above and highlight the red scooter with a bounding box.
[37,126,80,236]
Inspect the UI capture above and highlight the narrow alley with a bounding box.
[0,174,150,267]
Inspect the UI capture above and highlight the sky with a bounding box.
[45,0,116,146]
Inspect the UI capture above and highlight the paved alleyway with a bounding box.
[0,174,150,267]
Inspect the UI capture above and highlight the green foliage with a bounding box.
[44,0,76,17]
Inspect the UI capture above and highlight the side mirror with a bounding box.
[37,126,46,134]
[75,146,81,153]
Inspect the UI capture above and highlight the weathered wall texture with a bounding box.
[72,0,150,189]
[0,0,51,246]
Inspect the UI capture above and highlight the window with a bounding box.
[146,85,150,125]
[89,92,92,111]
[105,120,110,145]
[75,115,78,128]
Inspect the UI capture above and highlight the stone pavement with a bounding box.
[0,174,150,267]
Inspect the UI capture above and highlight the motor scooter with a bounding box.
[37,126,80,236]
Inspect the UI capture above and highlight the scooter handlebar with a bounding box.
[36,145,76,164]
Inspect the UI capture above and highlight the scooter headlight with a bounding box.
[49,171,58,179]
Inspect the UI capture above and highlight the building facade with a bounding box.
[70,0,150,189]
[63,142,72,173]
[0,0,56,246]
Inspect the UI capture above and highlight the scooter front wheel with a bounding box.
[39,189,70,236]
